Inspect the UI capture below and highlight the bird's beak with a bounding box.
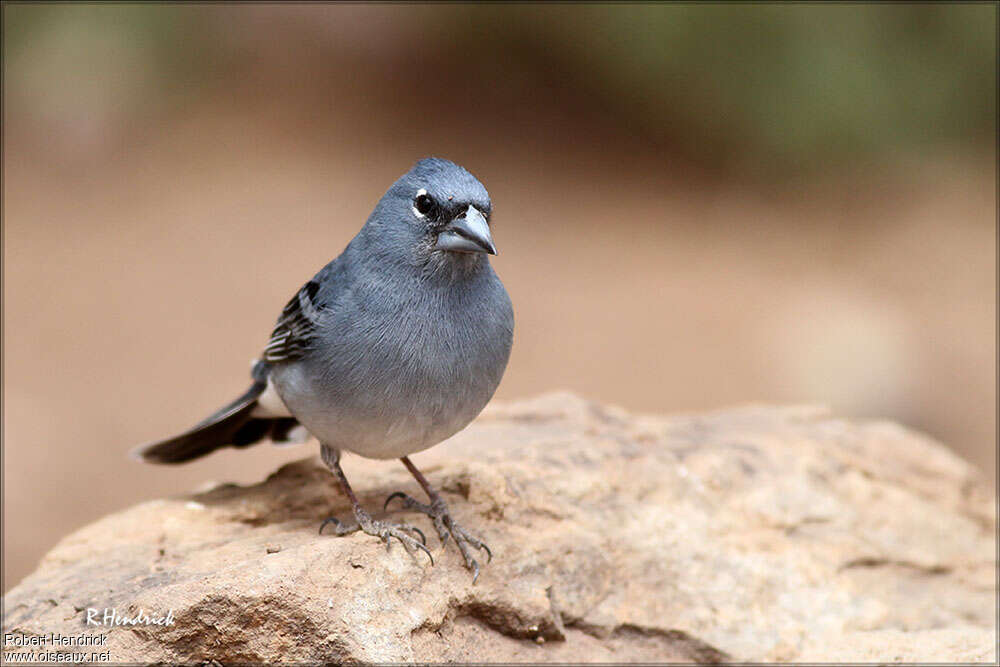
[435,206,497,255]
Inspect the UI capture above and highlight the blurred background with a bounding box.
[3,4,996,591]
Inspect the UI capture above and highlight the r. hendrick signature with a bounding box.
[85,608,175,627]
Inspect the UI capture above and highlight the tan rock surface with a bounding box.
[2,394,995,663]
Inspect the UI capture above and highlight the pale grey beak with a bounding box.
[435,206,496,255]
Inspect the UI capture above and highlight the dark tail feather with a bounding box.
[131,373,300,464]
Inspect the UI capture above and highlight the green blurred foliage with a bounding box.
[3,4,215,79]
[4,4,995,175]
[459,4,996,173]
[3,3,229,139]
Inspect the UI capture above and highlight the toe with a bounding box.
[411,538,434,566]
[383,491,432,514]
[319,516,357,536]
[383,491,410,511]
[433,517,450,547]
[387,530,434,566]
[400,523,427,545]
[318,517,338,535]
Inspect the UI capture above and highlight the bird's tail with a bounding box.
[131,361,301,464]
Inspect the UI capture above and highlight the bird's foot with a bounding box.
[384,492,491,583]
[319,506,433,565]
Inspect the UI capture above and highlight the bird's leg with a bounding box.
[384,456,491,582]
[318,444,432,565]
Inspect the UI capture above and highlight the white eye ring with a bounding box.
[412,188,428,218]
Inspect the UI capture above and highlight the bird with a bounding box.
[132,158,514,582]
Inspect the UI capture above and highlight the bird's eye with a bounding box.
[414,193,436,216]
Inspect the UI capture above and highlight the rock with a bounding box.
[2,394,995,663]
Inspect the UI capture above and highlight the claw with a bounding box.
[479,542,493,564]
[393,522,428,545]
[387,532,434,566]
[319,517,344,535]
[470,560,480,585]
[412,539,434,566]
[383,491,408,511]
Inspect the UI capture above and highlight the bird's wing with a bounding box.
[262,280,325,362]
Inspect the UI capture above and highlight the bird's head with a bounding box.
[366,158,496,275]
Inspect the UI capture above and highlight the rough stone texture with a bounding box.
[3,394,996,663]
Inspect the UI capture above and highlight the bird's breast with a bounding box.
[271,275,512,459]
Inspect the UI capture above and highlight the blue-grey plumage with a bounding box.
[267,159,514,459]
[135,158,512,464]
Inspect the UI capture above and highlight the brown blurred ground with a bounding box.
[3,5,996,591]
